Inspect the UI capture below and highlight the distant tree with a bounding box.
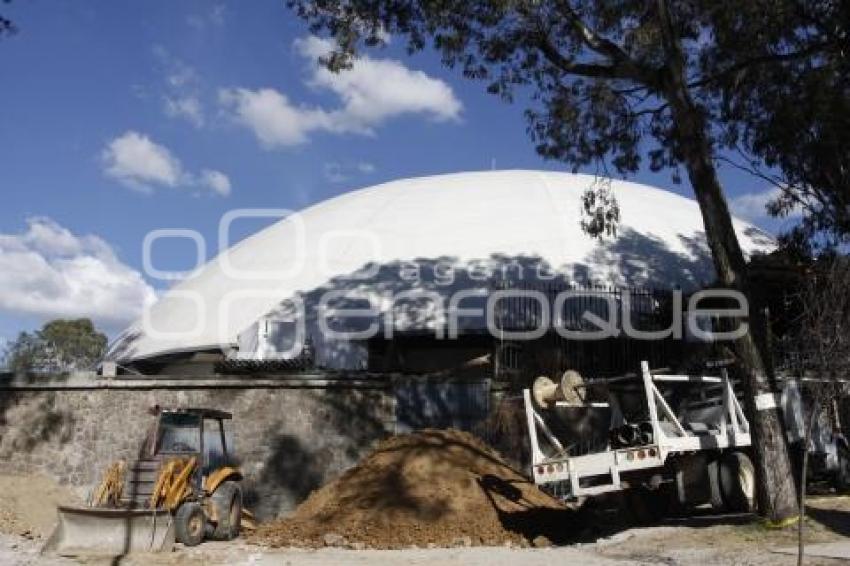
[2,319,108,373]
[791,257,850,565]
[285,0,832,521]
[3,331,42,373]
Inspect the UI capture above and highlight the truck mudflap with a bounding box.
[42,506,175,556]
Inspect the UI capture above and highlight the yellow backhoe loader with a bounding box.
[43,407,247,556]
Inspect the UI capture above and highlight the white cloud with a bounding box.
[357,162,376,174]
[102,131,231,197]
[0,218,157,329]
[323,162,347,183]
[200,169,232,197]
[210,4,226,26]
[187,4,226,30]
[219,35,462,148]
[102,131,183,191]
[154,47,206,128]
[730,187,801,222]
[219,88,331,147]
[163,60,198,90]
[164,95,204,128]
[323,161,377,183]
[297,36,462,130]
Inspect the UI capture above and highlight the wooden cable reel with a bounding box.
[532,369,586,408]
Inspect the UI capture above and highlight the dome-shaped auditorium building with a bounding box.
[108,170,773,375]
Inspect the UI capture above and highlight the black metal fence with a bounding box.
[491,281,697,383]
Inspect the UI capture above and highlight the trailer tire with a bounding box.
[209,481,242,540]
[707,457,725,512]
[833,446,850,493]
[719,452,756,513]
[175,502,206,547]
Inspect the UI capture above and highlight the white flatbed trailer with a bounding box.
[524,361,755,509]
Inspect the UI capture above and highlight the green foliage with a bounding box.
[0,0,16,39]
[2,318,107,373]
[580,177,620,238]
[3,331,42,373]
[709,2,850,255]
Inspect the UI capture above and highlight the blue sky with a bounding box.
[0,1,797,345]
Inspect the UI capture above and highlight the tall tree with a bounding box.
[3,318,107,373]
[285,0,830,520]
[710,1,850,256]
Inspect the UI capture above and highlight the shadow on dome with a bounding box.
[107,226,748,372]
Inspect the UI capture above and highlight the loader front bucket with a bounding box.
[42,506,175,556]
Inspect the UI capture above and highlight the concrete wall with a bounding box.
[0,374,396,520]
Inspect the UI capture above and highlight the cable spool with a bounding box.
[532,376,560,408]
[560,369,585,405]
[532,369,586,408]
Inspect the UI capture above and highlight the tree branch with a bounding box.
[520,2,657,86]
[626,103,670,119]
[689,42,834,90]
[557,1,635,66]
[534,33,631,79]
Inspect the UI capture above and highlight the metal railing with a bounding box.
[491,281,693,383]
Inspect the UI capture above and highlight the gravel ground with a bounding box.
[0,533,74,566]
[5,495,849,565]
[4,523,846,566]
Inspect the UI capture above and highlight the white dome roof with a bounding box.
[109,170,774,363]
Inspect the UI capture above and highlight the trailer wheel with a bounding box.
[719,452,756,513]
[707,457,725,512]
[175,502,206,546]
[833,446,850,493]
[209,481,242,540]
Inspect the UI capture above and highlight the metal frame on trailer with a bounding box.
[524,360,752,499]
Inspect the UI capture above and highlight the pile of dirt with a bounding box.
[0,474,78,538]
[251,429,581,549]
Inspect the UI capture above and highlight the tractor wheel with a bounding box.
[833,446,850,493]
[719,451,756,513]
[175,502,206,546]
[209,481,242,540]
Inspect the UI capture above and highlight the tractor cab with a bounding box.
[154,408,234,477]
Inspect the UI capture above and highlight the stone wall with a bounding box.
[0,376,396,520]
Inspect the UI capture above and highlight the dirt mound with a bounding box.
[0,474,78,538]
[251,429,579,549]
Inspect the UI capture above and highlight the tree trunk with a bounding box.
[662,69,799,521]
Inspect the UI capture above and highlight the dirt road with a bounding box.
[6,511,849,566]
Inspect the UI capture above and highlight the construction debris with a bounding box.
[251,429,578,549]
